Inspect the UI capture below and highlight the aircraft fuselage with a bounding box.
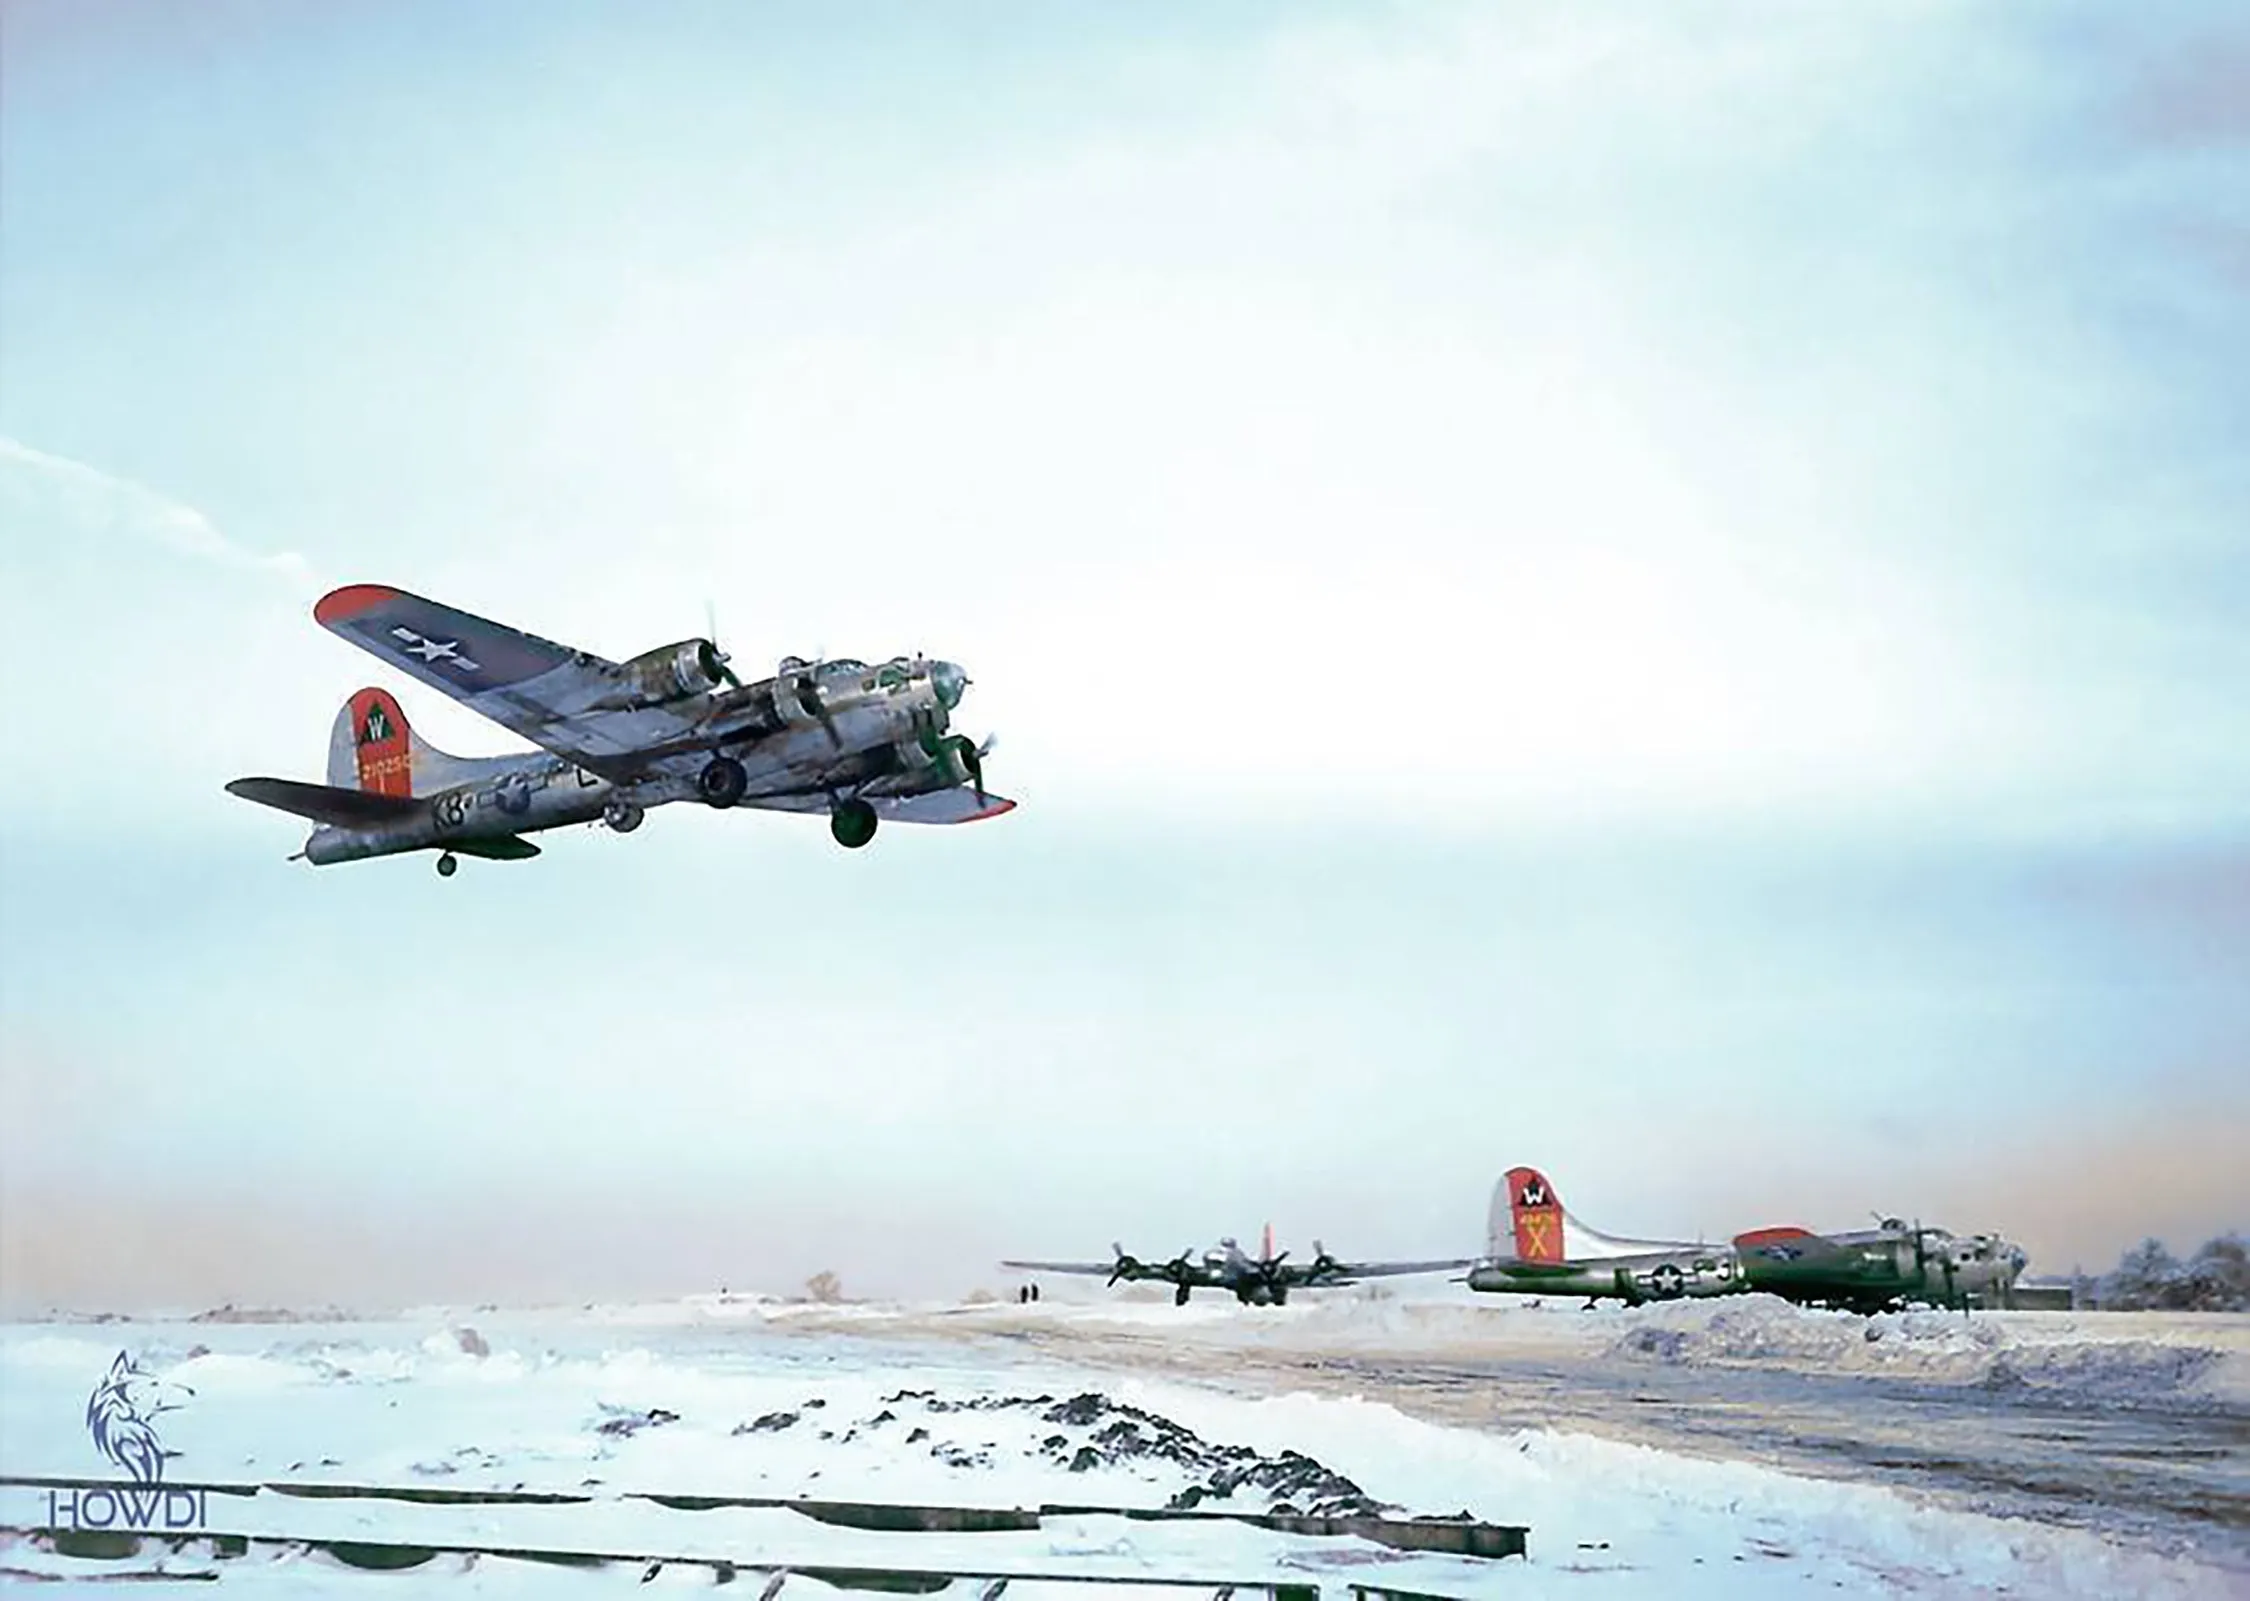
[1466,1253,1742,1305]
[1469,1224,2027,1313]
[304,752,615,865]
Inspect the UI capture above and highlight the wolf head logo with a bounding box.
[84,1352,190,1485]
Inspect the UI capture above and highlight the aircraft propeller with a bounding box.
[1106,1242,1144,1287]
[960,732,996,806]
[912,707,998,805]
[1918,1216,1961,1306]
[693,593,747,688]
[701,601,745,691]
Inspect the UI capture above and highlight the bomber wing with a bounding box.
[1732,1226,1856,1266]
[1282,1256,1475,1286]
[1730,1225,1874,1297]
[741,789,1016,825]
[1001,1246,1213,1288]
[999,1259,1122,1277]
[314,584,737,777]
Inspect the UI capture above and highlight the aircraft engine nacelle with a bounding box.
[774,662,827,727]
[894,732,976,785]
[619,640,728,705]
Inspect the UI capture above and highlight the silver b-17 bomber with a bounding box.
[227,583,1013,875]
[1004,1223,1472,1306]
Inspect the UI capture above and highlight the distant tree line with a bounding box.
[2079,1234,2248,1311]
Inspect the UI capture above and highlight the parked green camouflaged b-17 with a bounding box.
[1465,1166,2028,1314]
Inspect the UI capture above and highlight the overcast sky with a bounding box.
[4,0,2246,1312]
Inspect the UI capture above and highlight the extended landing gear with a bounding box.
[829,798,878,849]
[436,852,458,878]
[603,799,645,833]
[698,756,748,809]
[1173,1283,1191,1307]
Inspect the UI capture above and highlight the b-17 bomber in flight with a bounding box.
[227,584,1012,876]
[1469,1165,2029,1314]
[1004,1224,1472,1306]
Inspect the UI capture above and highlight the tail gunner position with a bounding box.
[227,583,1012,876]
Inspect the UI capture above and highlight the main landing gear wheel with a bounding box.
[830,798,878,849]
[1173,1283,1191,1307]
[603,799,645,833]
[436,852,458,878]
[698,756,748,809]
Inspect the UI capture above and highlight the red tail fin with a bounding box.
[1504,1166,1564,1264]
[344,688,412,796]
[1262,1221,1274,1260]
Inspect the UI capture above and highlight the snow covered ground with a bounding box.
[2,1294,2242,1597]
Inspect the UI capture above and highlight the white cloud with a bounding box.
[0,436,319,590]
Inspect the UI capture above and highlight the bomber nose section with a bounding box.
[931,660,969,710]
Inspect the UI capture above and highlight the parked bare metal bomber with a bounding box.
[227,584,1012,875]
[1005,1223,1471,1306]
[1468,1166,2030,1314]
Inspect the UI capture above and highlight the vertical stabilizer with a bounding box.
[1496,1166,1566,1264]
[326,687,511,797]
[328,688,414,795]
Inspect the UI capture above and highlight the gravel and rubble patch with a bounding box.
[588,1383,1392,1517]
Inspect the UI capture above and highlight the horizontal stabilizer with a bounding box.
[226,777,422,828]
[450,836,542,861]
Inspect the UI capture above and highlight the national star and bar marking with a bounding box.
[387,625,482,673]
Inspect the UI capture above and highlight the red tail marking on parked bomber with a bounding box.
[1504,1165,1565,1264]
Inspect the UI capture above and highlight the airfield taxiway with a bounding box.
[799,1292,2250,1567]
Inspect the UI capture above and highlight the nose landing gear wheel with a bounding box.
[829,799,878,849]
[436,852,458,878]
[603,799,645,833]
[698,756,748,808]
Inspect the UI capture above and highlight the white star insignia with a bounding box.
[386,625,482,674]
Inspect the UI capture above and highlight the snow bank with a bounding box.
[1607,1296,2229,1400]
[6,1314,2240,1598]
